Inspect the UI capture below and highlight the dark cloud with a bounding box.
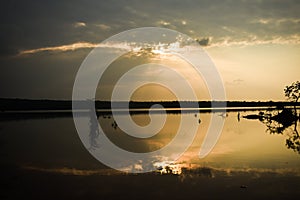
[1,0,300,55]
[196,38,210,46]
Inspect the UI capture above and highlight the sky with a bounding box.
[1,0,300,101]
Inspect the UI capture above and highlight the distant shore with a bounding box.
[1,98,299,111]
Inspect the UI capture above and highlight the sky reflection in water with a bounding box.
[98,110,300,175]
[1,110,298,177]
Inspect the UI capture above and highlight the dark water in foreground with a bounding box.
[0,109,299,199]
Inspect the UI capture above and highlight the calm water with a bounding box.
[0,109,300,199]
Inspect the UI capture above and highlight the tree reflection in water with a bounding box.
[87,99,101,150]
[258,108,299,154]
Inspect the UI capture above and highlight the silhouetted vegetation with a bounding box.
[242,81,300,154]
[283,81,300,153]
[259,108,300,154]
[1,98,299,111]
[284,81,300,103]
[1,98,299,121]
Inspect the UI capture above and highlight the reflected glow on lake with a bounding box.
[99,110,300,175]
[1,109,299,177]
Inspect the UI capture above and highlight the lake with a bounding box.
[0,109,299,199]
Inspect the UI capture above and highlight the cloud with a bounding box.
[18,36,212,56]
[157,20,171,26]
[74,22,86,28]
[208,34,300,48]
[2,0,300,58]
[221,26,236,34]
[252,18,272,25]
[18,41,141,55]
[196,38,210,46]
[22,164,300,177]
[251,18,300,25]
[19,33,300,56]
[2,0,300,100]
[19,42,98,55]
[96,24,111,31]
[22,165,124,176]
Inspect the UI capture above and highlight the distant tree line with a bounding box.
[0,98,299,111]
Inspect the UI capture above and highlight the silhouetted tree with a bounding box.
[286,128,300,154]
[258,108,299,154]
[282,81,300,153]
[285,81,300,102]
[284,81,300,114]
[247,82,300,154]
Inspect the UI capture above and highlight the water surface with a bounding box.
[0,109,299,199]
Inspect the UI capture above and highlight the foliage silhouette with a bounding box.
[284,81,300,104]
[255,81,300,154]
[258,108,299,154]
